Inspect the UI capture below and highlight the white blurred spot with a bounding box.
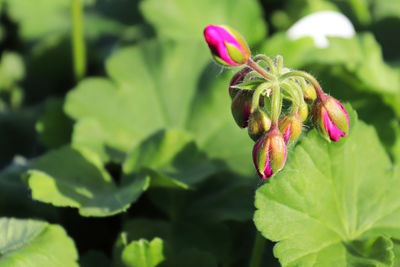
[287,11,355,48]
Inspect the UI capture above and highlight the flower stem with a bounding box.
[247,58,274,81]
[279,71,324,99]
[276,55,283,75]
[253,54,276,74]
[249,231,266,267]
[251,82,271,113]
[271,82,281,126]
[281,82,300,112]
[71,0,86,81]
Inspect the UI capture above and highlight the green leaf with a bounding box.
[123,129,221,189]
[254,108,400,266]
[121,238,165,267]
[231,80,265,90]
[26,146,150,217]
[0,217,78,266]
[65,40,209,157]
[140,0,267,44]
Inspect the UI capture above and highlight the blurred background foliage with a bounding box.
[0,0,399,266]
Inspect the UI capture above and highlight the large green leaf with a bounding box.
[65,40,209,158]
[140,0,267,44]
[0,217,78,266]
[121,238,165,267]
[26,146,149,216]
[254,108,400,266]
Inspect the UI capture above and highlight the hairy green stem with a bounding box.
[279,71,324,99]
[251,82,271,113]
[247,58,274,81]
[281,82,300,112]
[253,54,276,74]
[249,231,266,267]
[71,0,86,81]
[288,80,306,105]
[271,82,281,126]
[276,55,283,75]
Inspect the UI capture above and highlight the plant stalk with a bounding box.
[249,231,266,267]
[247,58,274,81]
[71,0,86,81]
[253,54,276,74]
[251,82,271,113]
[279,71,325,99]
[271,82,281,125]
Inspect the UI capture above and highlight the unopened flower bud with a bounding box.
[279,113,303,143]
[312,94,349,142]
[248,109,271,141]
[204,25,250,66]
[229,67,251,99]
[303,84,317,102]
[253,128,287,179]
[298,102,308,121]
[231,91,252,128]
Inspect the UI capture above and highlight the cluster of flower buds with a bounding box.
[204,24,349,179]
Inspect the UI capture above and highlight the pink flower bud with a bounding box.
[312,94,349,142]
[253,128,287,179]
[229,67,251,99]
[204,25,250,66]
[279,113,303,143]
[231,91,252,128]
[248,109,271,141]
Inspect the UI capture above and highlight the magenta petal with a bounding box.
[322,108,346,141]
[283,124,291,143]
[204,25,243,65]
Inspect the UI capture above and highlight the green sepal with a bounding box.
[212,54,230,66]
[225,42,247,64]
[325,98,349,134]
[222,25,251,57]
[269,133,286,173]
